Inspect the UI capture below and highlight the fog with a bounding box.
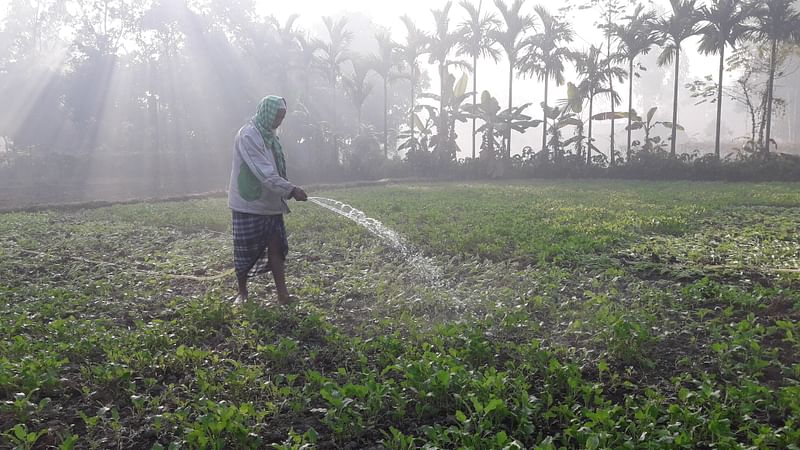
[259,0,736,155]
[1,0,798,207]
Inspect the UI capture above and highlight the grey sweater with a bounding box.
[227,122,296,215]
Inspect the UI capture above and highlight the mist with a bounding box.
[1,0,799,207]
[3,1,800,448]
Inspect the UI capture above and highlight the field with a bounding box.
[2,180,800,449]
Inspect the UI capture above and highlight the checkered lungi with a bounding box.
[232,211,289,278]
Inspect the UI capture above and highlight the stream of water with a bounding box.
[308,197,444,285]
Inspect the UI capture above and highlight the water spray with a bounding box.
[308,196,443,284]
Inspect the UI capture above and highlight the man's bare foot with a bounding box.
[276,293,295,305]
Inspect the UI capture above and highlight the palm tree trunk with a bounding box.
[610,77,616,165]
[608,34,615,166]
[587,94,594,165]
[670,48,680,157]
[472,55,478,159]
[542,71,549,159]
[627,57,634,162]
[714,45,725,160]
[410,64,416,152]
[384,78,389,158]
[758,88,768,149]
[332,79,339,165]
[440,63,448,154]
[507,60,514,160]
[764,38,777,155]
[488,125,494,155]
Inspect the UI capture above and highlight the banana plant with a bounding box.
[420,72,473,160]
[541,102,583,161]
[462,91,503,158]
[590,110,628,162]
[462,90,540,159]
[625,106,684,154]
[399,107,436,155]
[399,106,439,174]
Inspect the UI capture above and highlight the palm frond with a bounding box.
[657,46,676,67]
[445,59,473,72]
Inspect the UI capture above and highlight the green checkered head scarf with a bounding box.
[253,95,287,178]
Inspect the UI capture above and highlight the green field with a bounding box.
[2,180,800,449]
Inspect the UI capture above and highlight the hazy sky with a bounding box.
[0,0,733,156]
[254,0,722,155]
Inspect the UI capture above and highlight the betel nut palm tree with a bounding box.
[520,5,573,160]
[750,0,800,154]
[653,0,702,157]
[697,0,752,159]
[492,0,533,160]
[611,5,658,161]
[456,0,500,159]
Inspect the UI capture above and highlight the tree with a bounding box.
[653,0,702,157]
[492,0,533,160]
[696,0,752,160]
[611,5,658,162]
[398,15,429,153]
[626,107,680,154]
[314,16,353,164]
[540,103,583,161]
[371,30,403,157]
[399,109,436,158]
[342,57,375,132]
[266,14,302,98]
[520,5,573,161]
[0,0,71,153]
[463,90,504,158]
[72,0,147,56]
[463,90,540,179]
[750,0,800,154]
[294,33,320,104]
[593,0,631,165]
[570,46,626,164]
[686,42,791,154]
[0,0,68,58]
[420,72,472,162]
[457,0,500,159]
[427,1,468,157]
[400,107,437,174]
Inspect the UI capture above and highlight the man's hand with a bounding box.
[290,187,308,201]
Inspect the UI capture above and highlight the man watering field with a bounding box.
[228,95,308,304]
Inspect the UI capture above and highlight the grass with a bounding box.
[1,180,799,449]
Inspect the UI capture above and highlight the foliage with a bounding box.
[457,0,501,160]
[2,181,800,447]
[3,0,800,194]
[624,106,682,154]
[687,41,795,156]
[519,5,574,159]
[491,0,534,159]
[610,4,660,161]
[746,0,800,153]
[462,91,539,178]
[653,0,703,156]
[568,45,627,164]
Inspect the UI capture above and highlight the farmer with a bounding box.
[228,95,307,304]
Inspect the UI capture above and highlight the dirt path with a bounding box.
[0,178,429,212]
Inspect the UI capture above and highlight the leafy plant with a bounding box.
[625,107,683,154]
[3,424,47,450]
